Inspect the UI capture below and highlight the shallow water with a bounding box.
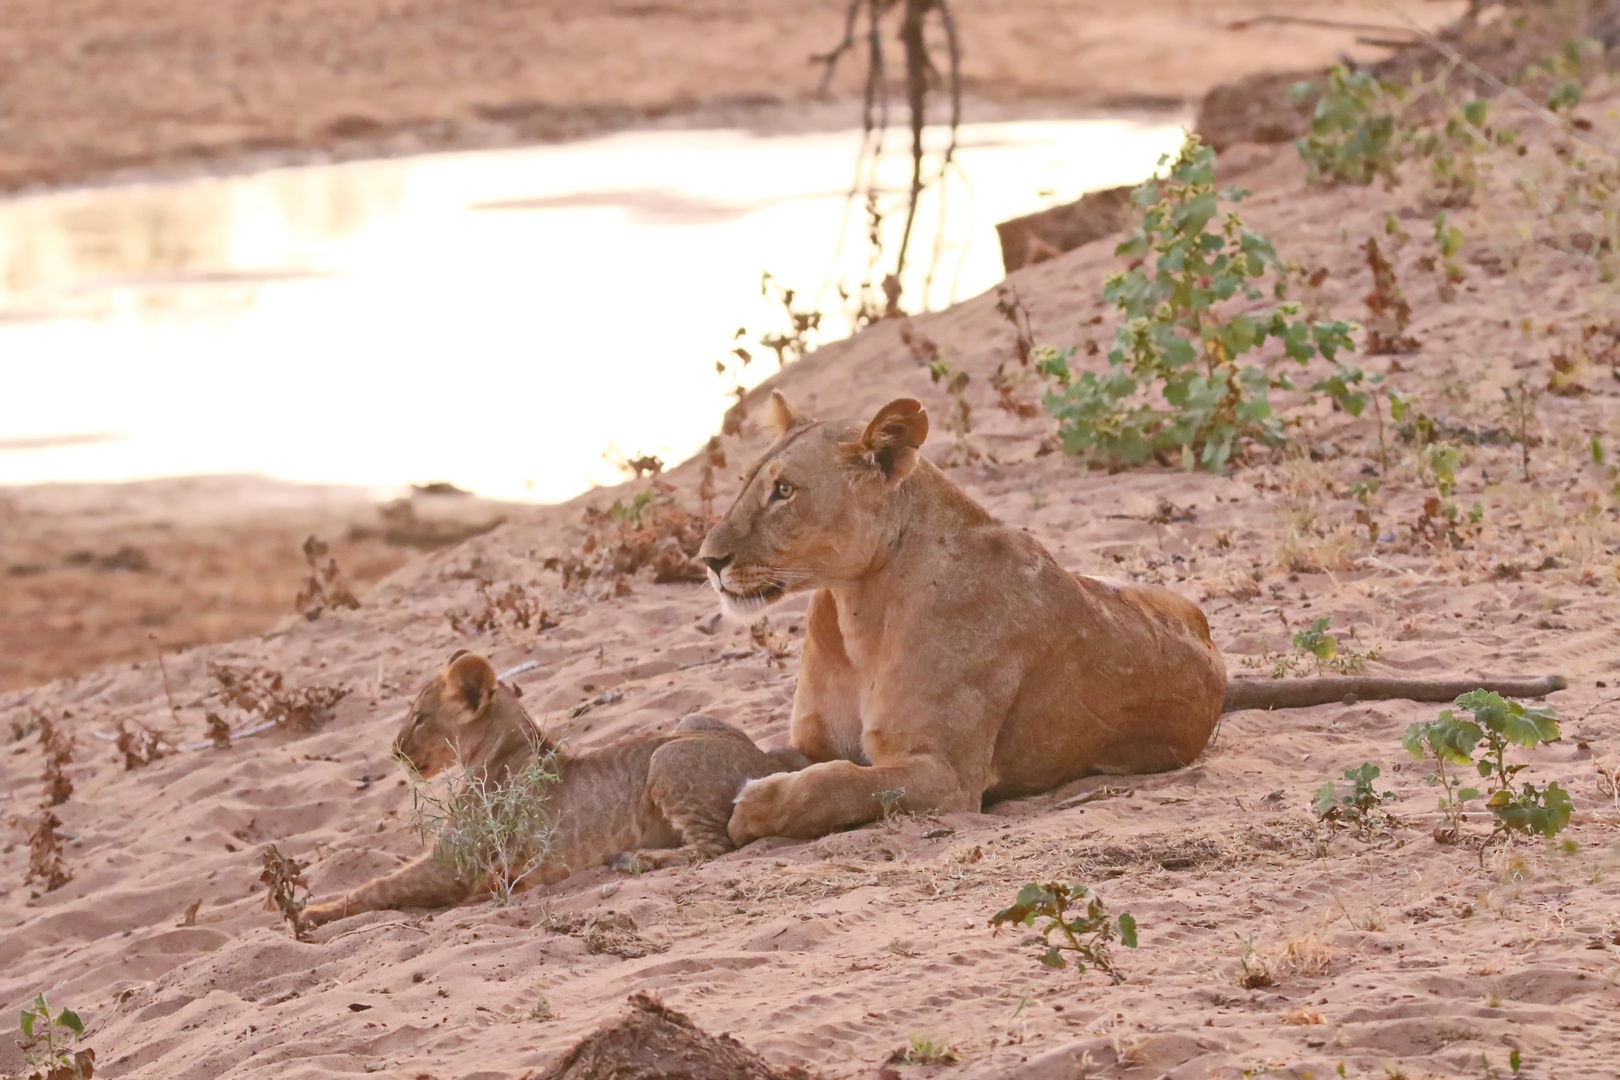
[0,118,1184,502]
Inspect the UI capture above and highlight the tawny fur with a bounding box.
[702,392,1565,846]
[302,652,799,927]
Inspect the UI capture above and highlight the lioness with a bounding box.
[302,651,798,926]
[703,393,1565,845]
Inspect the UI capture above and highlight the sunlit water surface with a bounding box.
[0,118,1185,502]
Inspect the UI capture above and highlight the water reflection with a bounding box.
[0,118,1185,502]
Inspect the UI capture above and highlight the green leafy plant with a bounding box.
[1500,377,1541,482]
[1245,617,1378,678]
[1411,96,1515,209]
[1431,212,1466,300]
[1403,691,1571,853]
[17,994,94,1080]
[989,882,1138,983]
[1349,477,1381,539]
[1041,134,1354,472]
[1314,762,1397,839]
[1292,66,1406,187]
[410,748,561,906]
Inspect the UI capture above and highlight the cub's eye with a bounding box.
[770,480,795,502]
[412,713,428,728]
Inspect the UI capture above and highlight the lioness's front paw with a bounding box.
[727,773,796,847]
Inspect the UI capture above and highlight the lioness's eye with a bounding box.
[412,713,428,728]
[771,480,795,502]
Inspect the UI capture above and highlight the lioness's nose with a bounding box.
[702,554,733,575]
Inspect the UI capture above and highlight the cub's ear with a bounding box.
[857,398,928,481]
[763,390,815,439]
[444,652,498,717]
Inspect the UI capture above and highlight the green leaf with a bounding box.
[1118,912,1139,948]
[1313,781,1339,818]
[58,1009,83,1038]
[1038,946,1067,969]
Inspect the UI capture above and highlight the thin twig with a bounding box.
[812,0,864,94]
[1229,14,1415,34]
[149,633,182,723]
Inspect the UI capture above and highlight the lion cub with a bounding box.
[302,651,799,926]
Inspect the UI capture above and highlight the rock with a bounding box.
[538,992,810,1080]
[994,185,1136,273]
[1193,68,1318,152]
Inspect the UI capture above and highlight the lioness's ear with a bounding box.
[445,652,497,716]
[858,398,929,481]
[764,390,815,439]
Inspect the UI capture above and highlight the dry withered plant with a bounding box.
[988,285,1047,419]
[208,662,349,732]
[112,718,166,770]
[446,575,558,635]
[1362,235,1420,354]
[204,712,232,750]
[294,535,361,621]
[259,843,311,940]
[26,810,72,893]
[546,479,708,595]
[749,616,796,668]
[37,711,73,807]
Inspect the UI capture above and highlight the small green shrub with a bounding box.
[1412,97,1514,209]
[1242,617,1377,678]
[410,749,561,906]
[1040,134,1354,472]
[1403,691,1572,852]
[1314,762,1397,839]
[892,1033,961,1066]
[17,994,94,1079]
[1292,66,1407,187]
[989,882,1137,983]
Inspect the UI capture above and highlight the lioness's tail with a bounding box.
[1221,674,1568,713]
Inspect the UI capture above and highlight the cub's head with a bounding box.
[698,392,929,615]
[394,651,539,776]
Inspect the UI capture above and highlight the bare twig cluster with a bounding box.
[208,663,349,732]
[113,718,167,770]
[545,479,709,598]
[38,712,74,806]
[446,576,558,635]
[259,843,311,940]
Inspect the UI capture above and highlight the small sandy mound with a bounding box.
[537,992,806,1080]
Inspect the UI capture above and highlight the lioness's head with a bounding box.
[698,392,929,615]
[394,651,542,777]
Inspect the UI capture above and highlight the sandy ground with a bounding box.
[3,72,1620,1077]
[0,1,1463,192]
[0,479,508,693]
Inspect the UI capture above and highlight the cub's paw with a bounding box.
[607,851,649,875]
[726,772,798,848]
[300,899,346,928]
